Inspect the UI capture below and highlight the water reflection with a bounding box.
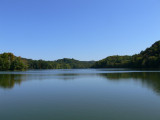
[100,72,160,94]
[0,73,80,89]
[0,74,22,89]
[1,71,160,95]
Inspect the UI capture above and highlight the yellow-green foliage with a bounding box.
[0,53,27,71]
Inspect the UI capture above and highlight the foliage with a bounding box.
[92,55,132,68]
[1,40,160,70]
[0,53,27,71]
[0,53,95,71]
[92,40,160,68]
[25,58,95,69]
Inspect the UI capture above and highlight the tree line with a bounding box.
[1,40,160,71]
[92,40,160,68]
[26,58,95,69]
[0,53,27,71]
[0,53,95,71]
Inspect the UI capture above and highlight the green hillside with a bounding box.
[92,55,132,68]
[0,53,95,71]
[92,40,160,68]
[131,40,160,68]
[26,58,95,69]
[1,40,160,71]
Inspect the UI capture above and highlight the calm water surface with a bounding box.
[0,69,160,120]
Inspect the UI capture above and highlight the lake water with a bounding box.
[0,69,160,120]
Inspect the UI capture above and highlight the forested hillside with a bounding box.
[92,40,160,68]
[0,53,95,71]
[130,40,160,68]
[92,55,132,68]
[26,58,95,69]
[1,40,160,71]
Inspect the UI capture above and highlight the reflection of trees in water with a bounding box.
[2,72,160,94]
[100,72,160,94]
[55,74,79,80]
[0,73,80,89]
[0,74,22,89]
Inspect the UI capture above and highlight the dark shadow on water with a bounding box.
[100,72,160,94]
[0,74,22,89]
[0,73,80,89]
[1,71,160,95]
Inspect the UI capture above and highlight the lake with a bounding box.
[0,69,160,120]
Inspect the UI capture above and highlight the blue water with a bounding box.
[0,69,160,120]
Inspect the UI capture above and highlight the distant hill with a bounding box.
[92,55,132,68]
[1,40,160,71]
[0,53,95,71]
[24,58,95,70]
[55,58,95,69]
[92,40,160,68]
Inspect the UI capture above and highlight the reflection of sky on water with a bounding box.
[100,72,160,95]
[0,69,160,95]
[1,69,160,120]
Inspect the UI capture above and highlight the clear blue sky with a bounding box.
[0,0,160,61]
